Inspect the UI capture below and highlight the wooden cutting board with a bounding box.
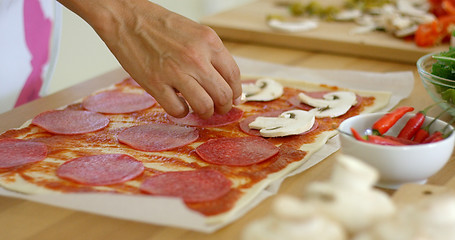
[201,0,448,63]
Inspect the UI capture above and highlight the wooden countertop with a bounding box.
[1,42,454,240]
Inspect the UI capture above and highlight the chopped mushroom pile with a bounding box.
[242,155,455,240]
[339,0,435,37]
[267,0,437,43]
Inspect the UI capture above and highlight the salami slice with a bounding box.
[239,110,319,136]
[139,169,232,203]
[0,139,47,169]
[118,123,199,152]
[32,110,109,135]
[56,154,144,186]
[82,90,156,114]
[196,136,279,166]
[167,107,243,127]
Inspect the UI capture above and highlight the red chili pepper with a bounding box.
[366,135,406,146]
[383,135,418,145]
[397,112,426,140]
[430,135,445,143]
[350,128,366,142]
[413,128,430,143]
[372,106,414,135]
[412,106,450,142]
[422,131,443,143]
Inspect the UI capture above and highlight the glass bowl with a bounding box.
[417,52,455,116]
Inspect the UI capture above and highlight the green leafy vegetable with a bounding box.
[432,47,455,81]
[431,47,455,104]
[441,89,455,104]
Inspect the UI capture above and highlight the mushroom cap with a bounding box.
[330,155,379,191]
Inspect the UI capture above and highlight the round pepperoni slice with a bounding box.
[140,169,232,203]
[82,91,156,114]
[196,136,279,166]
[167,107,243,127]
[0,139,47,169]
[56,154,144,186]
[32,110,109,135]
[118,123,199,152]
[239,110,319,136]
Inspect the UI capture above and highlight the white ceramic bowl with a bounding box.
[338,112,455,189]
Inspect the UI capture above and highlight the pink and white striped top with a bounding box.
[0,0,61,113]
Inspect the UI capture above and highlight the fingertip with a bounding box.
[195,106,214,120]
[233,94,245,106]
[163,96,190,118]
[214,103,232,116]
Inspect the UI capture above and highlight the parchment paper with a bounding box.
[0,56,414,233]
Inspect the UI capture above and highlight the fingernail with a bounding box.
[234,94,245,105]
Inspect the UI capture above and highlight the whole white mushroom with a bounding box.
[242,195,347,240]
[303,155,396,233]
[353,194,455,240]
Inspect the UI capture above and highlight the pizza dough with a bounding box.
[0,139,47,169]
[140,169,232,203]
[118,123,199,151]
[56,154,144,185]
[31,109,109,135]
[0,76,392,224]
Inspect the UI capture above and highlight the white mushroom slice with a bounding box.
[248,110,315,137]
[394,25,418,37]
[267,19,318,33]
[298,91,357,118]
[397,0,428,16]
[335,9,362,21]
[242,78,284,101]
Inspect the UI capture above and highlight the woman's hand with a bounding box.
[58,0,242,119]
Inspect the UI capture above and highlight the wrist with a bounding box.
[57,0,166,37]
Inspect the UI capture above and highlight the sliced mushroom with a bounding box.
[397,0,428,17]
[248,110,315,137]
[242,78,284,102]
[335,9,362,21]
[394,25,418,37]
[298,91,357,118]
[267,19,318,32]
